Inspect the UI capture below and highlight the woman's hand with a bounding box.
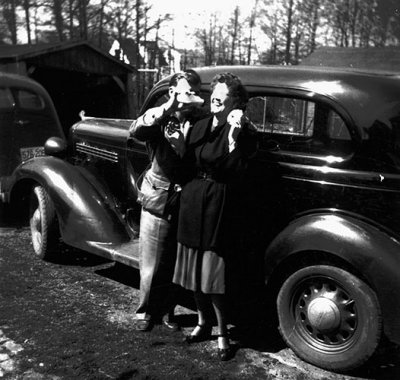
[227,109,244,153]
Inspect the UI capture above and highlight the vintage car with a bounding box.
[0,72,65,208]
[8,65,400,372]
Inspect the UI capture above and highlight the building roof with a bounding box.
[300,47,400,73]
[0,40,135,74]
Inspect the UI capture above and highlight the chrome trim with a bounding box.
[76,142,119,163]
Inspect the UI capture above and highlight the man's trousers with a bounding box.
[135,208,177,321]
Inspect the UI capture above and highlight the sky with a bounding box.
[146,0,260,50]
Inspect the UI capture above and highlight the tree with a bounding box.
[29,0,46,43]
[322,0,378,48]
[284,0,295,63]
[78,0,89,39]
[297,0,320,54]
[2,0,399,65]
[229,6,240,64]
[260,0,286,64]
[22,0,32,43]
[194,12,219,66]
[1,0,18,44]
[216,23,230,65]
[52,0,65,41]
[375,0,400,45]
[135,0,141,67]
[292,0,323,60]
[97,0,108,47]
[247,0,258,64]
[0,1,13,43]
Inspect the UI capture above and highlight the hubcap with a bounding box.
[294,278,357,347]
[307,297,340,332]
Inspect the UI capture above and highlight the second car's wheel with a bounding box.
[277,265,381,372]
[29,185,59,260]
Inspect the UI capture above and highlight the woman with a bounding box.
[173,73,257,360]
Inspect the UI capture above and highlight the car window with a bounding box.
[246,95,352,156]
[17,89,45,110]
[0,87,14,109]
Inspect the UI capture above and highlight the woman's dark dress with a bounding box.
[172,116,256,294]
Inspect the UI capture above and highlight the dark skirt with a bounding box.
[172,243,225,294]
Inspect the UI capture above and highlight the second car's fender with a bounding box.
[264,212,400,344]
[13,156,130,249]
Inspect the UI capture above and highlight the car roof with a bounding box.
[0,71,50,97]
[152,65,400,135]
[158,65,400,89]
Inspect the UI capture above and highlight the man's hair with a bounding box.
[169,69,201,89]
[210,72,248,110]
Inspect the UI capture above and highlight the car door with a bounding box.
[244,91,355,241]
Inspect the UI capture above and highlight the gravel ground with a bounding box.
[1,226,399,380]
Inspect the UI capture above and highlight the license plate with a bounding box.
[20,146,45,162]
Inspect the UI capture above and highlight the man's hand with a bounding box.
[162,91,180,115]
[164,127,186,157]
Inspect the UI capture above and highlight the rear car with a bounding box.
[0,72,65,209]
[10,65,400,372]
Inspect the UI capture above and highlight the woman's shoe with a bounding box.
[217,335,232,361]
[184,324,212,344]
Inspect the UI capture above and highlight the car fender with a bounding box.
[13,156,130,249]
[265,212,400,343]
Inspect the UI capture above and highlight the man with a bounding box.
[129,70,204,331]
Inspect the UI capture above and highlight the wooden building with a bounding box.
[0,41,136,133]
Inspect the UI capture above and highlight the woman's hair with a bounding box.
[210,72,248,110]
[169,69,201,90]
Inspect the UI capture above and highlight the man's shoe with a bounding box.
[162,319,179,332]
[136,319,153,332]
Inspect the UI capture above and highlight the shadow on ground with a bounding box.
[92,260,400,379]
[95,260,286,354]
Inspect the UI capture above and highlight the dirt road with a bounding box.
[0,227,399,379]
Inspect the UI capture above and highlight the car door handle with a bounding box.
[15,119,30,127]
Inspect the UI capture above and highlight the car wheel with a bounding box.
[29,185,59,260]
[277,265,381,372]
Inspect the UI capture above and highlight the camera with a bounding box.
[165,116,180,134]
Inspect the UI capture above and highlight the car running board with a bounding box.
[86,239,140,268]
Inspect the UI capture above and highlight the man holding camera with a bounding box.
[129,70,204,331]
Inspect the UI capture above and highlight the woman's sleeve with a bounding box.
[237,120,258,158]
[178,123,198,185]
[219,121,258,181]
